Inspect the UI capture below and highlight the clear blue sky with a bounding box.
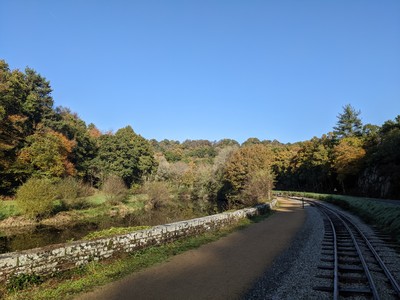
[1,1,399,143]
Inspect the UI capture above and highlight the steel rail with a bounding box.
[318,208,339,300]
[305,198,400,299]
[325,204,400,298]
[313,202,379,299]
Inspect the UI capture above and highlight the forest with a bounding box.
[1,59,399,220]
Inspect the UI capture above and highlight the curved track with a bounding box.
[292,198,400,300]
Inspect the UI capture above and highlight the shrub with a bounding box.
[56,177,94,209]
[142,181,170,210]
[7,273,43,292]
[102,175,128,205]
[57,177,80,200]
[57,177,95,200]
[16,177,57,219]
[241,169,275,207]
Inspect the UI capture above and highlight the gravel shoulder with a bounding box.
[76,198,306,300]
[244,201,328,300]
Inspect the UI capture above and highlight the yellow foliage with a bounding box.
[333,137,366,176]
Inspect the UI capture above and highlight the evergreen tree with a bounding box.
[333,104,362,139]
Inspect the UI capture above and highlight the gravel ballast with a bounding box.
[244,202,329,299]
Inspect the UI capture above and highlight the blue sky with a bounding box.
[1,1,399,143]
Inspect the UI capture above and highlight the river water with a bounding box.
[0,210,196,254]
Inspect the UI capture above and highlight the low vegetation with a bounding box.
[15,178,58,219]
[1,212,272,300]
[83,226,151,240]
[278,191,400,241]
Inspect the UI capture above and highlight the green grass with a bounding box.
[82,226,152,240]
[276,190,400,242]
[2,212,272,300]
[85,192,107,206]
[0,200,19,220]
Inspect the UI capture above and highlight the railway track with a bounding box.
[291,197,400,299]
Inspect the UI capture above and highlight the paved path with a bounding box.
[77,198,306,300]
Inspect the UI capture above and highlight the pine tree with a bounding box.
[333,104,363,139]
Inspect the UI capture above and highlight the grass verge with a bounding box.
[1,212,272,300]
[277,191,400,242]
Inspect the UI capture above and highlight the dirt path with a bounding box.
[77,198,305,300]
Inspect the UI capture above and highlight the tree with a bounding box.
[17,126,76,178]
[241,169,275,206]
[359,115,400,198]
[0,61,56,193]
[333,104,362,139]
[22,68,53,130]
[223,144,274,208]
[44,107,98,180]
[332,136,366,193]
[242,137,261,146]
[94,126,157,187]
[215,139,239,148]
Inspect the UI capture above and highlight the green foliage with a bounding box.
[44,107,98,180]
[6,273,43,292]
[94,126,157,187]
[0,199,18,220]
[333,104,363,138]
[16,177,57,219]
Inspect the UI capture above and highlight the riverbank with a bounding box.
[1,202,279,299]
[0,192,210,253]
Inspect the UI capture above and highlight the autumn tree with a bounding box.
[0,61,56,193]
[332,136,366,193]
[17,126,76,178]
[223,144,274,208]
[242,137,261,146]
[242,169,275,205]
[44,107,98,180]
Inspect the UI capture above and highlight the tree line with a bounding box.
[1,59,399,212]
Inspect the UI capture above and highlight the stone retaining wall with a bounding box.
[0,200,277,282]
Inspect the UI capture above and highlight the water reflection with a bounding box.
[0,209,203,254]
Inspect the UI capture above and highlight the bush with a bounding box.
[57,177,95,200]
[16,178,58,219]
[7,273,43,292]
[241,169,275,207]
[142,181,170,210]
[102,175,128,205]
[56,177,94,209]
[57,177,80,200]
